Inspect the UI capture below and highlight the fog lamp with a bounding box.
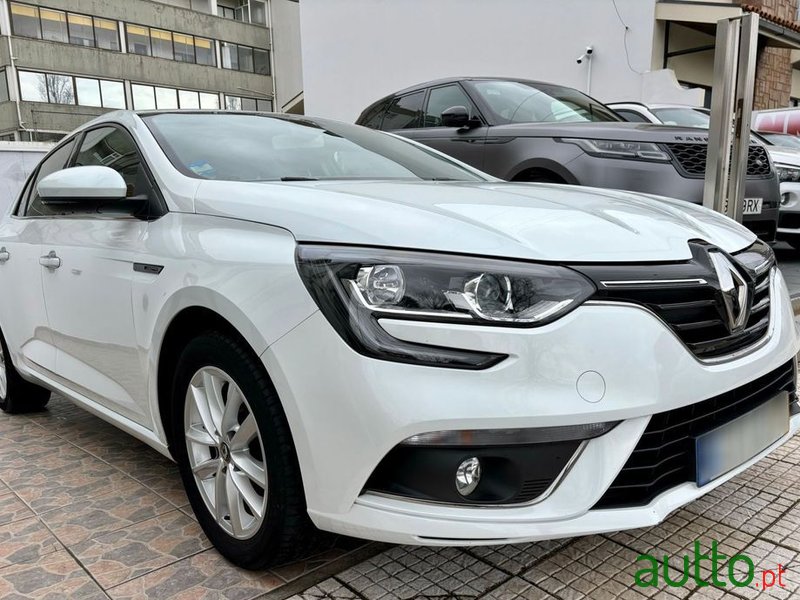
[455,457,481,496]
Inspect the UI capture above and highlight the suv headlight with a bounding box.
[296,246,595,369]
[560,138,671,161]
[776,163,800,183]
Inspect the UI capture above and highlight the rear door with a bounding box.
[0,140,77,376]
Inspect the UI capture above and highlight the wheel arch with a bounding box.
[507,158,578,184]
[150,289,271,454]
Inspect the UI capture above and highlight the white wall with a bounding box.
[300,0,658,122]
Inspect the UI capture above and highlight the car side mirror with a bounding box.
[442,105,480,129]
[37,166,127,203]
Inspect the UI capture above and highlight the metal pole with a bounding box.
[728,13,759,223]
[703,18,740,213]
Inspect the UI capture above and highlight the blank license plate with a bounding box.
[695,392,788,487]
[743,197,763,215]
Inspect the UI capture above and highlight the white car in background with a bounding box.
[609,102,800,251]
[0,110,797,570]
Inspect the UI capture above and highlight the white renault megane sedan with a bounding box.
[0,110,797,569]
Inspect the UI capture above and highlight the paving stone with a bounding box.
[0,517,62,569]
[760,503,800,552]
[107,549,284,599]
[683,479,793,536]
[725,539,798,599]
[467,539,573,576]
[479,577,557,599]
[0,549,107,599]
[287,578,362,600]
[337,546,506,599]
[71,510,211,588]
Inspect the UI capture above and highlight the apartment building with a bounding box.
[0,0,302,141]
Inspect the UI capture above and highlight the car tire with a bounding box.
[0,328,51,414]
[171,331,327,570]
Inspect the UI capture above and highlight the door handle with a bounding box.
[0,247,8,263]
[39,251,61,270]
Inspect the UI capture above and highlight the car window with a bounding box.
[424,85,476,127]
[359,99,390,129]
[24,139,77,217]
[74,126,155,203]
[651,108,710,128]
[470,80,620,124]
[613,109,650,123]
[143,113,487,182]
[382,91,424,130]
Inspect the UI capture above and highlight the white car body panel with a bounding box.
[0,110,796,547]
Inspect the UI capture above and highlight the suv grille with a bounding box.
[665,144,771,178]
[594,359,796,509]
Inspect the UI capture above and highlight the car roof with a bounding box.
[360,77,577,115]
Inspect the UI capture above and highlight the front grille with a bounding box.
[594,359,796,509]
[665,144,772,178]
[603,268,771,360]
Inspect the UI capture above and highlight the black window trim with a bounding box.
[17,68,126,109]
[14,122,168,220]
[124,21,216,67]
[383,90,427,131]
[220,40,270,74]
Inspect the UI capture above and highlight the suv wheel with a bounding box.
[171,331,325,569]
[0,328,51,414]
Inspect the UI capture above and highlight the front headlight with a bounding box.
[296,246,595,369]
[560,138,671,162]
[776,163,800,183]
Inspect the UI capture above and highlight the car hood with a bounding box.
[192,180,755,263]
[491,121,732,144]
[767,146,800,166]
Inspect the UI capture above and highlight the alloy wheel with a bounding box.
[184,366,268,540]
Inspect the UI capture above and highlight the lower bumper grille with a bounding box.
[594,359,796,509]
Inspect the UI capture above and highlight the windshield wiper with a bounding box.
[279,176,319,181]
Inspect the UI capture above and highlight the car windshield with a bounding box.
[142,113,487,182]
[469,80,620,124]
[761,132,800,150]
[651,108,710,128]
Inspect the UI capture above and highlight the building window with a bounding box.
[151,29,174,60]
[133,84,220,110]
[19,70,125,109]
[10,3,41,39]
[67,13,94,47]
[100,80,125,108]
[237,45,254,72]
[173,33,195,63]
[225,94,272,112]
[218,1,267,26]
[199,92,220,109]
[253,48,270,75]
[10,3,121,52]
[75,77,101,106]
[40,8,68,43]
[132,84,156,110]
[94,17,120,51]
[195,37,216,66]
[222,42,270,74]
[155,86,178,109]
[126,24,151,56]
[218,5,237,20]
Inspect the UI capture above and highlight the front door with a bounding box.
[40,125,156,425]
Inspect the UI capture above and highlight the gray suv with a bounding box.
[357,77,780,241]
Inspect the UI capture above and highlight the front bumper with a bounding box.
[777,181,800,242]
[262,268,799,545]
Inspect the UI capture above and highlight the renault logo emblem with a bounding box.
[709,252,750,333]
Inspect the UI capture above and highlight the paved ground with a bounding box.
[1,250,799,600]
[775,244,800,296]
